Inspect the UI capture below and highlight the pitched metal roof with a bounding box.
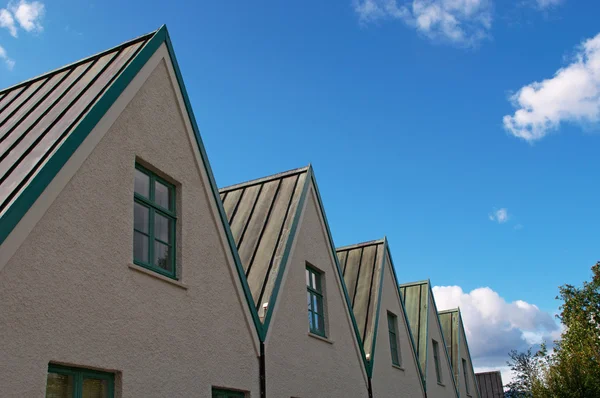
[0,30,155,217]
[336,239,385,357]
[219,166,309,314]
[439,309,461,385]
[476,371,504,398]
[399,280,430,375]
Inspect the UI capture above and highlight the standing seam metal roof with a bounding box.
[476,371,504,398]
[336,239,384,356]
[0,30,155,216]
[219,166,309,314]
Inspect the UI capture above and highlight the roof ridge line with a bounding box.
[219,165,310,192]
[438,307,459,314]
[399,279,430,287]
[335,238,385,251]
[0,29,159,96]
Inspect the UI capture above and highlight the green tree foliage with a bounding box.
[505,262,600,398]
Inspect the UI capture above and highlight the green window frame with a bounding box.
[46,364,114,398]
[433,339,443,384]
[212,388,246,398]
[306,265,326,337]
[462,358,471,395]
[387,311,401,366]
[133,164,177,279]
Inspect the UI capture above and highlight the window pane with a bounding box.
[134,202,149,233]
[308,311,313,330]
[82,378,109,398]
[154,213,171,243]
[134,169,149,198]
[155,241,171,271]
[312,295,319,315]
[134,232,149,263]
[306,269,310,286]
[311,273,316,290]
[307,292,312,311]
[313,312,320,331]
[155,180,171,209]
[46,372,74,398]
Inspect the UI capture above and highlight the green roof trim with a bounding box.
[0,25,264,341]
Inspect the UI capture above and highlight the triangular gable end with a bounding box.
[0,25,264,344]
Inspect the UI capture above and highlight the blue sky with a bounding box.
[1,0,598,375]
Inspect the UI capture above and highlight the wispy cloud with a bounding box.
[0,8,16,37]
[0,0,44,37]
[9,0,44,33]
[536,0,563,9]
[0,44,14,70]
[503,32,600,142]
[514,223,524,230]
[433,285,561,376]
[489,207,509,223]
[353,0,493,46]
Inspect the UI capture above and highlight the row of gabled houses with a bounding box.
[0,25,481,398]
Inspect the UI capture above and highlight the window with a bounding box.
[463,358,471,395]
[212,388,245,398]
[387,312,401,366]
[46,364,114,398]
[306,266,325,337]
[133,164,176,278]
[432,339,442,384]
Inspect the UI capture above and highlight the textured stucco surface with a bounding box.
[426,296,459,398]
[0,55,259,397]
[265,186,368,398]
[371,254,425,397]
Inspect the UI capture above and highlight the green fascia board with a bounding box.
[428,281,460,397]
[385,239,427,394]
[0,25,265,341]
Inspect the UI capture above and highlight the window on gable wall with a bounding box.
[463,358,471,395]
[432,339,443,384]
[306,265,326,337]
[133,164,177,278]
[46,364,114,398]
[387,311,401,366]
[212,388,246,398]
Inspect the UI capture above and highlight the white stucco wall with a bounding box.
[426,297,459,398]
[265,185,369,398]
[0,46,260,397]
[371,254,425,398]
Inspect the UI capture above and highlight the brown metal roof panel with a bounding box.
[0,42,145,212]
[221,188,242,223]
[343,247,363,307]
[361,243,383,354]
[0,78,47,124]
[0,86,26,112]
[352,244,378,338]
[255,172,306,310]
[228,184,261,251]
[338,250,348,276]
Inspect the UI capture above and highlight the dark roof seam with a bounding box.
[0,32,153,96]
[362,246,379,341]
[255,173,301,310]
[0,55,106,186]
[237,183,264,270]
[0,86,27,115]
[0,67,76,143]
[0,77,51,129]
[351,247,365,308]
[342,248,349,276]
[245,178,282,278]
[227,187,245,224]
[1,41,144,213]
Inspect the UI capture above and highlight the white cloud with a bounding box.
[503,32,600,142]
[0,8,16,37]
[433,285,560,373]
[9,0,44,33]
[489,207,508,223]
[0,44,14,70]
[353,0,493,46]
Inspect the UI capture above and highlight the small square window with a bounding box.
[433,339,443,384]
[133,164,176,278]
[462,358,471,395]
